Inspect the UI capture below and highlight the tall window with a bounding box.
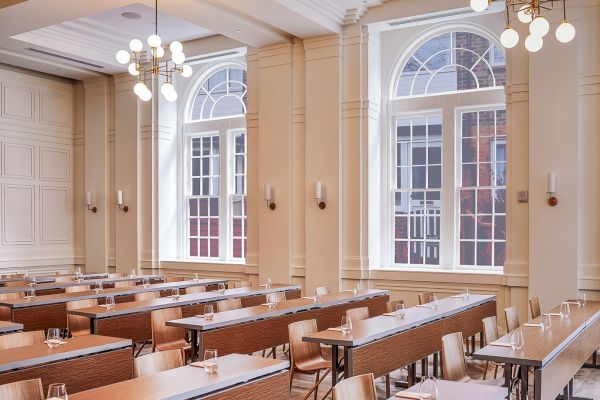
[388,29,506,270]
[185,64,247,261]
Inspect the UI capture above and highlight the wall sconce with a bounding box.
[85,191,97,213]
[547,172,558,207]
[314,181,326,209]
[264,184,276,210]
[116,190,129,212]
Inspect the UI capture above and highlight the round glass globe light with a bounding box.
[171,51,186,65]
[155,46,165,58]
[128,63,139,76]
[133,82,146,96]
[530,16,550,37]
[160,82,174,97]
[139,88,152,102]
[115,50,130,64]
[525,34,543,52]
[556,22,576,43]
[129,39,143,52]
[147,34,162,48]
[181,64,193,78]
[169,41,183,53]
[470,0,488,12]
[164,89,178,102]
[517,5,532,24]
[500,28,520,49]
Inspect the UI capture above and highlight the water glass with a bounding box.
[341,316,352,335]
[578,292,587,307]
[560,302,571,318]
[46,383,68,400]
[462,288,470,300]
[266,293,277,308]
[193,273,199,282]
[418,376,438,400]
[30,276,37,286]
[94,282,103,293]
[105,296,115,310]
[395,303,406,319]
[204,349,218,373]
[353,282,361,295]
[218,282,226,294]
[430,295,439,310]
[171,288,180,299]
[266,277,272,289]
[142,277,150,288]
[47,328,62,349]
[541,313,552,330]
[26,288,36,299]
[130,269,136,278]
[510,329,524,350]
[204,305,214,321]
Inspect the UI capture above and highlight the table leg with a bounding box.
[331,345,339,386]
[479,332,484,349]
[433,352,439,377]
[90,318,96,335]
[344,347,353,380]
[190,329,198,362]
[421,357,427,376]
[520,365,528,400]
[504,363,513,395]
[471,335,476,354]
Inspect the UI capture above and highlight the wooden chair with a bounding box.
[133,348,184,378]
[418,291,434,305]
[185,285,206,294]
[271,291,287,302]
[0,292,22,321]
[114,280,136,288]
[66,299,98,336]
[216,298,242,312]
[108,273,126,278]
[0,331,45,350]
[315,286,332,296]
[150,307,190,356]
[332,373,377,400]
[482,316,503,379]
[288,319,332,400]
[164,277,185,282]
[504,306,520,333]
[135,291,160,301]
[54,276,75,283]
[529,297,541,319]
[386,300,404,313]
[65,285,91,293]
[0,378,44,400]
[238,280,252,288]
[345,306,370,322]
[3,280,28,287]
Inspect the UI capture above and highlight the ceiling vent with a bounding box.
[25,47,104,69]
[187,50,244,64]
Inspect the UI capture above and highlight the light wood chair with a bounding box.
[529,297,541,319]
[332,373,377,400]
[0,274,24,279]
[66,299,98,336]
[482,316,504,379]
[418,291,434,305]
[345,306,370,322]
[0,330,45,350]
[185,285,206,294]
[271,291,287,302]
[216,298,242,312]
[386,300,404,313]
[288,319,332,400]
[65,285,90,293]
[164,277,185,282]
[0,292,22,321]
[108,273,126,279]
[150,307,190,356]
[0,378,44,400]
[315,286,332,296]
[504,306,520,333]
[114,280,136,288]
[133,348,184,378]
[54,276,75,283]
[135,291,160,301]
[238,280,252,288]
[3,280,28,287]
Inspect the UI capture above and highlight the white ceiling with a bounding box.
[0,0,386,80]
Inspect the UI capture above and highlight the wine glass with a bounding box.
[510,329,524,350]
[462,287,470,300]
[353,282,361,295]
[143,277,150,288]
[75,271,83,283]
[25,288,36,300]
[29,276,37,286]
[130,269,136,278]
[105,296,115,310]
[266,293,276,308]
[204,305,214,321]
[418,376,438,399]
[171,288,180,299]
[218,282,226,294]
[578,292,587,307]
[203,349,218,373]
[46,383,68,400]
[560,302,571,318]
[541,313,552,330]
[47,328,62,348]
[395,303,406,319]
[94,282,103,293]
[266,277,272,289]
[430,295,439,310]
[341,316,352,334]
[193,273,199,282]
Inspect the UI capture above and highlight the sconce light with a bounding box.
[116,190,129,212]
[547,172,558,207]
[85,191,97,213]
[264,184,276,210]
[314,181,326,209]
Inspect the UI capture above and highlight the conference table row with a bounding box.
[0,272,110,285]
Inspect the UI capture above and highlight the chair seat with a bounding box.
[157,342,190,353]
[295,357,330,372]
[458,376,505,387]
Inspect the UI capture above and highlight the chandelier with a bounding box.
[470,0,576,52]
[114,0,193,102]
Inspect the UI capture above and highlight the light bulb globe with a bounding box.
[556,22,576,43]
[115,50,130,64]
[181,64,193,78]
[500,28,520,49]
[525,34,543,53]
[155,46,165,58]
[128,63,139,76]
[129,39,143,52]
[470,0,488,12]
[161,82,174,97]
[164,90,178,102]
[171,51,186,65]
[517,5,532,24]
[147,34,162,48]
[530,16,550,37]
[139,88,152,102]
[169,41,183,53]
[133,82,146,96]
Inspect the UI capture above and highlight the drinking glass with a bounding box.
[395,303,406,319]
[218,282,226,294]
[130,269,136,278]
[510,329,524,350]
[143,277,150,288]
[75,271,83,282]
[24,270,29,278]
[560,302,571,318]
[105,296,115,310]
[462,287,470,300]
[341,316,352,335]
[193,273,199,282]
[171,288,180,299]
[204,349,218,373]
[46,383,68,400]
[30,276,37,286]
[204,305,214,321]
[541,313,552,330]
[418,376,438,400]
[578,292,587,307]
[94,282,103,293]
[266,277,272,289]
[353,282,361,295]
[266,293,276,308]
[47,328,62,349]
[26,288,36,300]
[430,295,439,310]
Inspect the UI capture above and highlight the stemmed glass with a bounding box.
[265,277,272,289]
[341,316,352,334]
[266,293,277,308]
[429,295,439,310]
[560,302,571,318]
[578,292,587,307]
[510,329,524,351]
[419,376,438,399]
[29,276,37,287]
[130,269,136,278]
[171,288,180,299]
[75,271,83,283]
[203,349,218,373]
[25,288,36,300]
[395,303,406,319]
[541,313,552,330]
[94,282,103,293]
[46,383,68,400]
[462,288,470,300]
[105,296,115,310]
[46,328,62,348]
[204,305,214,321]
[218,282,226,294]
[142,277,150,288]
[193,273,200,282]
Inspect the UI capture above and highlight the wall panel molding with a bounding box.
[2,141,34,179]
[1,82,34,122]
[40,186,70,243]
[39,147,70,182]
[2,183,34,244]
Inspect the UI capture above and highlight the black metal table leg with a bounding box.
[331,345,339,386]
[190,329,198,361]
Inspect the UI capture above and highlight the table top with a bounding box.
[68,284,302,319]
[166,289,389,331]
[0,278,228,309]
[0,273,109,284]
[0,275,165,294]
[0,334,132,373]
[0,320,23,334]
[69,354,289,400]
[303,294,496,347]
[392,380,506,400]
[473,300,600,367]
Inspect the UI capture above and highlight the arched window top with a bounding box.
[395,31,505,98]
[189,66,247,121]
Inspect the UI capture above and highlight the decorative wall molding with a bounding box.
[40,186,70,243]
[2,142,34,179]
[39,91,71,128]
[1,82,34,122]
[39,147,70,182]
[2,183,35,244]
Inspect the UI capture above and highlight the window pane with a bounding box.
[191,67,247,121]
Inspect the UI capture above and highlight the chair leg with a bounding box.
[314,370,320,400]
[386,374,391,398]
[272,346,277,359]
[494,364,499,379]
[289,368,295,391]
[483,361,489,380]
[301,369,331,400]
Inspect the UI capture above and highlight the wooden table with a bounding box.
[0,320,22,334]
[0,275,165,295]
[68,284,302,344]
[473,300,600,400]
[0,278,227,332]
[392,379,507,400]
[303,294,496,387]
[167,289,389,361]
[0,335,133,394]
[0,272,109,285]
[69,354,289,400]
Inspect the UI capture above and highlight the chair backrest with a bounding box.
[271,291,286,303]
[288,319,323,369]
[386,300,404,313]
[238,280,252,288]
[345,307,370,322]
[0,378,44,400]
[1,274,24,279]
[185,285,207,294]
[529,297,541,319]
[65,285,91,293]
[108,273,126,279]
[3,280,28,287]
[418,291,434,305]
[135,291,160,301]
[0,292,22,321]
[332,373,377,400]
[164,277,185,283]
[66,299,98,336]
[0,331,45,350]
[482,316,499,345]
[216,298,242,312]
[441,332,469,381]
[54,276,75,283]
[151,307,187,351]
[134,349,184,378]
[315,286,332,296]
[114,280,136,288]
[504,306,520,333]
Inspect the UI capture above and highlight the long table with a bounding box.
[473,300,600,400]
[393,380,506,400]
[0,320,22,334]
[0,278,227,332]
[0,272,110,285]
[68,284,302,344]
[167,289,390,361]
[303,294,496,387]
[69,354,289,400]
[0,335,133,394]
[0,275,165,295]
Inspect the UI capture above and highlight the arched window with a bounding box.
[184,63,247,261]
[387,28,506,271]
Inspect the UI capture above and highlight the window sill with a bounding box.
[376,266,503,275]
[159,259,258,274]
[367,267,506,286]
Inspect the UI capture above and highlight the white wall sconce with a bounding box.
[116,190,129,212]
[314,181,326,209]
[547,172,558,207]
[264,184,276,210]
[85,191,97,213]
